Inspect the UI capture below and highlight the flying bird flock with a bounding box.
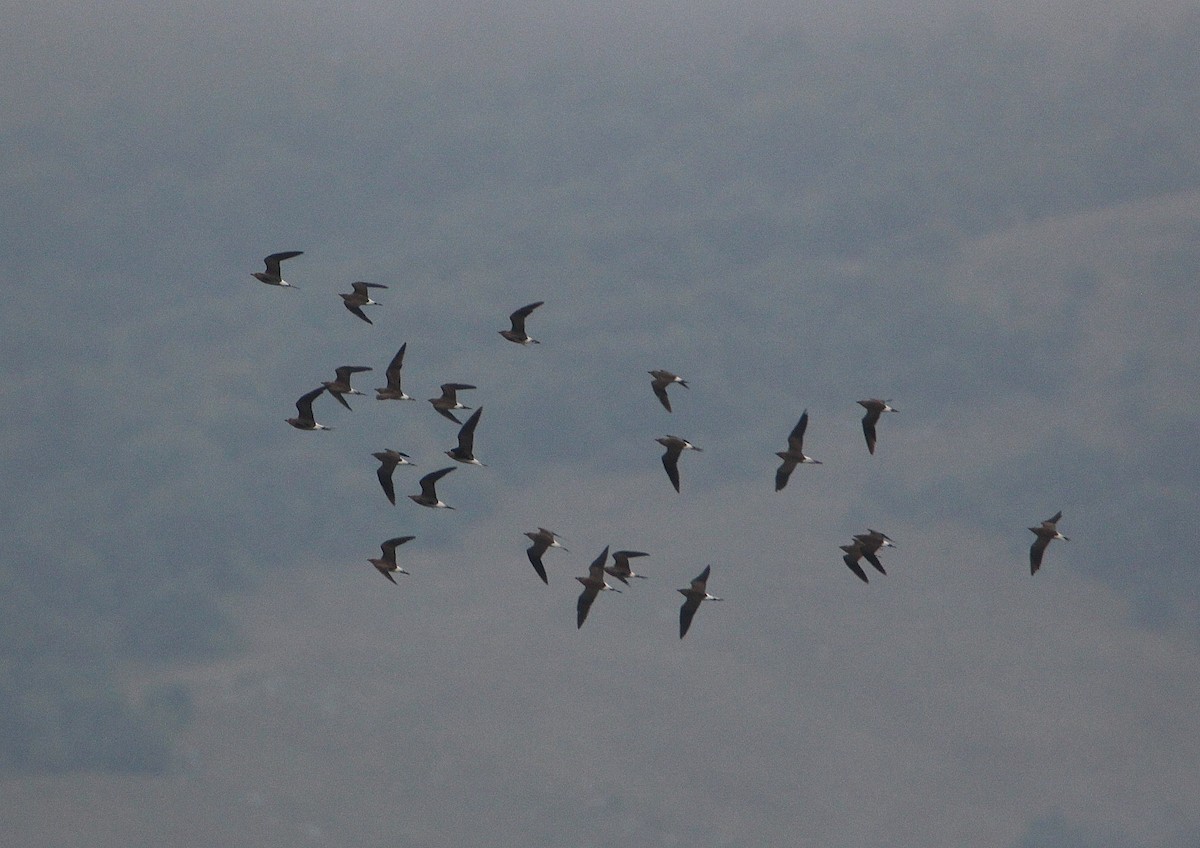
[258,251,1070,638]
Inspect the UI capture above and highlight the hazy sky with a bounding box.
[2,1,1199,846]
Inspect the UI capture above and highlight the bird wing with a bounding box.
[576,585,600,628]
[376,464,396,505]
[351,281,387,295]
[374,563,398,585]
[861,548,886,575]
[787,411,809,451]
[329,390,353,411]
[344,301,373,324]
[842,554,869,583]
[457,407,482,453]
[384,344,407,386]
[661,447,682,492]
[419,466,455,496]
[587,546,610,575]
[295,386,325,419]
[264,251,302,275]
[652,380,673,412]
[1047,511,1063,524]
[679,596,702,638]
[775,458,796,492]
[335,365,371,381]
[509,301,544,332]
[861,414,878,455]
[526,547,549,584]
[1030,536,1050,575]
[381,535,414,559]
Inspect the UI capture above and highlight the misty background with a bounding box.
[2,0,1198,845]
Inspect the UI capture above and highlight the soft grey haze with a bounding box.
[2,1,1199,846]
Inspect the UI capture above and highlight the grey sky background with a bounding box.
[2,1,1199,846]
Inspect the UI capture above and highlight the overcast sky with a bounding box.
[2,1,1199,846]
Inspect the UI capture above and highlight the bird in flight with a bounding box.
[252,251,303,287]
[285,386,333,430]
[656,435,702,493]
[1029,511,1068,575]
[524,528,568,585]
[774,410,821,491]
[575,546,621,628]
[372,449,414,505]
[428,383,476,424]
[375,343,414,401]
[857,399,898,455]
[322,365,372,411]
[605,550,649,585]
[340,281,387,324]
[368,536,415,584]
[408,467,456,509]
[649,370,688,412]
[851,529,895,576]
[678,565,721,638]
[499,301,545,344]
[445,407,485,465]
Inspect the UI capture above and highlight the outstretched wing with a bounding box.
[861,548,886,576]
[509,301,544,332]
[418,466,455,497]
[661,448,682,492]
[861,412,878,455]
[344,301,373,324]
[376,464,396,505]
[652,380,673,412]
[264,251,303,275]
[526,547,549,584]
[457,407,482,454]
[576,585,599,628]
[842,553,868,583]
[384,344,407,386]
[787,411,809,451]
[775,458,796,492]
[295,386,325,419]
[1030,537,1050,575]
[679,596,701,638]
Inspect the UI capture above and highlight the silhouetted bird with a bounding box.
[253,251,303,287]
[524,528,568,585]
[445,407,484,465]
[323,365,372,410]
[678,565,721,638]
[340,281,387,324]
[408,467,456,509]
[852,529,895,576]
[605,550,649,585]
[857,399,897,455]
[368,536,415,584]
[499,301,544,344]
[774,410,821,491]
[656,435,701,493]
[1029,511,1068,575]
[428,383,476,424]
[649,370,688,412]
[286,386,332,430]
[576,546,621,628]
[372,449,414,505]
[376,343,414,400]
